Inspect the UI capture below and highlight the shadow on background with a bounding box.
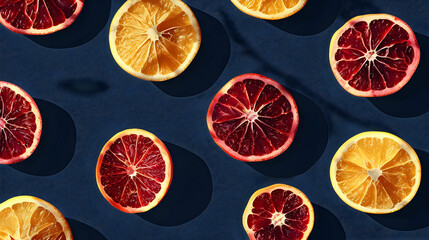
[11,99,76,176]
[247,90,328,178]
[138,142,212,226]
[59,78,109,96]
[26,0,111,48]
[67,218,107,240]
[153,8,230,97]
[340,0,381,20]
[308,204,346,240]
[267,0,343,36]
[368,149,429,231]
[369,33,429,118]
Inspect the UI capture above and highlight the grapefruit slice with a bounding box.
[329,14,420,97]
[109,0,201,81]
[243,184,314,240]
[0,81,42,165]
[207,73,299,162]
[231,0,308,20]
[0,0,84,35]
[96,129,173,213]
[0,196,73,240]
[330,131,421,214]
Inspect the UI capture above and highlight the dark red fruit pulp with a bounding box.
[0,86,37,159]
[247,189,310,240]
[335,19,415,91]
[0,0,79,30]
[211,79,294,157]
[100,134,166,209]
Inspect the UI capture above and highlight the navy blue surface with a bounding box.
[0,0,428,239]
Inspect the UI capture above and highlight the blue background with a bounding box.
[1,0,428,239]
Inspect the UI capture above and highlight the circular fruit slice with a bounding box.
[329,14,420,97]
[231,0,307,20]
[109,0,201,81]
[243,184,314,240]
[207,73,299,162]
[0,81,42,164]
[330,131,421,214]
[0,0,84,35]
[96,129,172,213]
[0,196,73,240]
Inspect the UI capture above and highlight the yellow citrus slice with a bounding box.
[330,131,421,214]
[231,0,308,20]
[0,196,73,240]
[109,0,201,81]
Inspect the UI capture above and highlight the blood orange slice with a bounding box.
[207,73,298,162]
[96,129,172,213]
[0,0,84,35]
[243,184,314,240]
[329,14,420,97]
[0,81,42,164]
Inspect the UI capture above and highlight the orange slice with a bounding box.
[96,129,173,213]
[243,184,314,240]
[330,131,421,214]
[109,0,201,81]
[0,196,73,240]
[231,0,308,20]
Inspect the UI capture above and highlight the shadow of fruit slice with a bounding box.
[96,129,172,213]
[0,81,42,165]
[207,73,299,162]
[242,184,314,240]
[0,196,73,239]
[0,0,84,35]
[330,131,421,214]
[329,14,420,97]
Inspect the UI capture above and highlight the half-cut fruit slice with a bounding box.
[0,81,42,164]
[207,73,299,162]
[96,129,172,213]
[329,14,420,97]
[0,196,73,240]
[0,0,84,35]
[330,131,421,214]
[231,0,308,20]
[109,0,201,81]
[243,184,314,240]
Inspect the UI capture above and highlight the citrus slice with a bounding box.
[231,0,308,20]
[0,0,84,35]
[96,129,173,213]
[0,81,42,165]
[109,0,201,81]
[207,73,299,162]
[329,14,420,97]
[330,131,421,214]
[243,184,314,240]
[0,196,73,240]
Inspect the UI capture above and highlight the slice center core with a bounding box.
[366,50,377,61]
[245,111,258,122]
[147,27,160,41]
[368,168,382,181]
[127,165,137,177]
[272,212,284,226]
[0,118,6,128]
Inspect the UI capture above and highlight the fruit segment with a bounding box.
[96,129,172,213]
[330,14,420,97]
[331,132,421,214]
[0,82,42,164]
[0,0,84,35]
[243,184,314,240]
[231,0,307,20]
[207,74,298,162]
